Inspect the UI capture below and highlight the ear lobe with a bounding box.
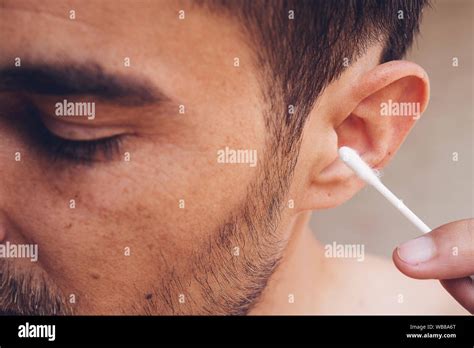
[302,61,429,211]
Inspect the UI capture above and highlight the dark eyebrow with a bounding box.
[0,62,169,106]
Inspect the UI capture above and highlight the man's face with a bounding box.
[0,0,300,314]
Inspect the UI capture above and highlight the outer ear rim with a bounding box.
[354,60,430,114]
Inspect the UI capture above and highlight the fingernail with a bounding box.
[397,236,436,265]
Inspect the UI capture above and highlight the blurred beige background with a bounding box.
[311,0,473,257]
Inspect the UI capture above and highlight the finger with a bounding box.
[392,218,474,279]
[440,277,474,314]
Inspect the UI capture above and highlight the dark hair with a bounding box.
[202,0,428,155]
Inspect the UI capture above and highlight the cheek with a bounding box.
[11,134,258,283]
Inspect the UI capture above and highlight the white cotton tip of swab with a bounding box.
[338,146,380,186]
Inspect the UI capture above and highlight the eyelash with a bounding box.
[36,125,123,164]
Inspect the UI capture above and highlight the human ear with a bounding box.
[300,61,429,210]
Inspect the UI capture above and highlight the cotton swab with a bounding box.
[338,146,431,234]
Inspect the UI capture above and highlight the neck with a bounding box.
[249,212,332,314]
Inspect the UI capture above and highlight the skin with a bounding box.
[393,219,473,313]
[0,0,471,315]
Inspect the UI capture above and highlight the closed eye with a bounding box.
[19,99,127,164]
[35,125,124,164]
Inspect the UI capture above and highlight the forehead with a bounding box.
[0,0,255,101]
[1,0,199,33]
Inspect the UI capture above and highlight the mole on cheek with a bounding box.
[90,272,101,280]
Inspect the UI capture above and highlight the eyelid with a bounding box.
[40,111,130,141]
[30,96,137,139]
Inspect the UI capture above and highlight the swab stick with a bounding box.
[338,146,431,234]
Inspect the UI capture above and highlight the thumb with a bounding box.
[392,219,474,280]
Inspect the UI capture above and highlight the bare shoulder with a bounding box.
[332,253,468,314]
